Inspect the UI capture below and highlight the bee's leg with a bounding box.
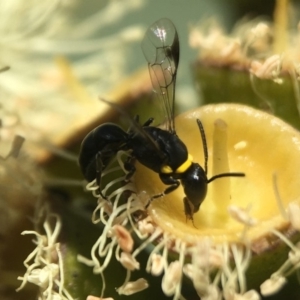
[142,117,154,126]
[123,155,136,182]
[95,149,118,199]
[145,174,180,208]
[132,115,154,126]
[95,152,108,199]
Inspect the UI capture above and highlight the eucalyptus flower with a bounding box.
[79,104,300,299]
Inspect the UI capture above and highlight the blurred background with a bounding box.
[1,1,297,300]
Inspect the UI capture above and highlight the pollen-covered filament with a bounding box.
[134,104,300,243]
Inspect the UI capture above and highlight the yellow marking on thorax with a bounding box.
[161,154,193,174]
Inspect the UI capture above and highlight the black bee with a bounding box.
[78,18,245,221]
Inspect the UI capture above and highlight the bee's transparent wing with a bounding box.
[141,18,179,134]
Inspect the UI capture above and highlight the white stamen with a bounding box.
[92,199,113,224]
[209,249,225,268]
[126,194,148,239]
[112,224,134,253]
[193,240,211,268]
[272,173,288,220]
[162,261,182,296]
[116,278,148,295]
[250,22,270,37]
[242,290,261,300]
[288,244,300,266]
[149,253,164,276]
[231,290,260,300]
[145,237,168,274]
[137,217,155,236]
[231,244,251,294]
[132,227,163,257]
[288,202,300,230]
[86,296,114,300]
[220,40,240,58]
[250,55,281,79]
[119,252,140,271]
[200,285,220,300]
[260,275,287,296]
[228,205,257,226]
[186,267,210,297]
[26,264,59,288]
[182,263,193,279]
[16,209,73,299]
